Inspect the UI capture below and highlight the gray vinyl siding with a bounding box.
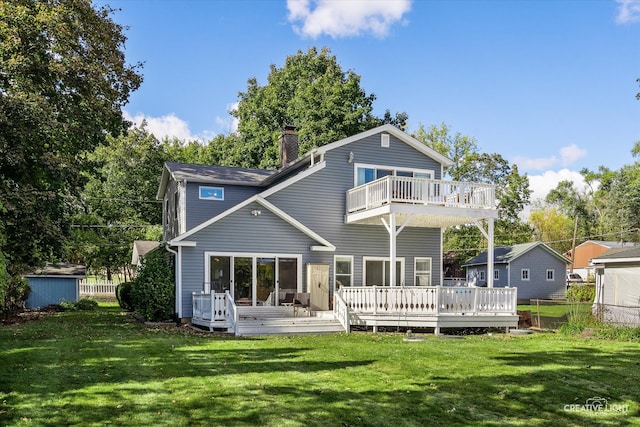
[174,130,447,318]
[184,183,260,231]
[266,132,443,288]
[178,201,333,317]
[509,247,566,300]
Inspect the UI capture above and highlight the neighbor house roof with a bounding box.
[24,263,87,278]
[157,124,455,200]
[132,240,161,266]
[462,242,570,267]
[591,246,640,264]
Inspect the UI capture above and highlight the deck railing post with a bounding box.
[373,286,377,315]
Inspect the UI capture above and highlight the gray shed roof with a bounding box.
[25,263,87,278]
[592,245,640,262]
[462,242,569,267]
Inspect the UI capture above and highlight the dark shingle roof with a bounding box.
[593,245,640,260]
[462,242,568,267]
[25,263,87,277]
[165,162,275,185]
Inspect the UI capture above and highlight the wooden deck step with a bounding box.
[236,315,345,336]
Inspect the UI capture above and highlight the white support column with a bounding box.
[473,217,495,288]
[389,213,397,287]
[487,218,494,288]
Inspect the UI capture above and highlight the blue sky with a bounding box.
[99,0,640,203]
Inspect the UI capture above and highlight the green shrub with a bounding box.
[75,298,98,311]
[60,298,99,311]
[2,275,30,315]
[59,301,77,311]
[116,281,134,311]
[566,284,595,302]
[130,250,175,322]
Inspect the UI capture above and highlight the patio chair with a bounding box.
[293,292,310,317]
[280,292,294,306]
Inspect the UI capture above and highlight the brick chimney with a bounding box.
[279,124,298,167]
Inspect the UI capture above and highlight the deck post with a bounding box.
[389,212,397,288]
[487,218,494,288]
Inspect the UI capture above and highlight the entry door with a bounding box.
[307,263,329,311]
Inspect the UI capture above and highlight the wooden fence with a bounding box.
[79,279,119,297]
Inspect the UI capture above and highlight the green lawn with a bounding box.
[1,304,638,426]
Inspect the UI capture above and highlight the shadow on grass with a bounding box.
[2,307,639,426]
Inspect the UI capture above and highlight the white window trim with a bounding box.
[199,185,225,201]
[494,269,499,280]
[362,256,405,286]
[353,162,435,187]
[521,268,530,281]
[204,252,302,301]
[479,271,486,282]
[334,255,354,289]
[414,257,432,287]
[546,269,555,281]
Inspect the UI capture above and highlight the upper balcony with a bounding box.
[346,176,498,228]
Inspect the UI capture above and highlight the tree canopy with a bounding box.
[0,0,142,272]
[230,47,407,169]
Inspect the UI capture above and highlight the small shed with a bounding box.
[24,263,87,308]
[591,246,640,326]
[462,242,570,302]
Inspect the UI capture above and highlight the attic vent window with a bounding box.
[381,134,390,147]
[199,186,224,201]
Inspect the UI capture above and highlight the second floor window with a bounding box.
[355,163,434,186]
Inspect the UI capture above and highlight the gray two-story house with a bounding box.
[158,124,518,335]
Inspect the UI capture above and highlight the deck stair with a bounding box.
[235,307,345,336]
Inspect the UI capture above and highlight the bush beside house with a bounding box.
[124,249,175,322]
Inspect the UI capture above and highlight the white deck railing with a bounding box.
[192,291,227,321]
[339,286,517,316]
[346,176,495,214]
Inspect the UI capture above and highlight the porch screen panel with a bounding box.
[257,258,275,306]
[278,258,297,305]
[209,256,231,293]
[234,257,252,303]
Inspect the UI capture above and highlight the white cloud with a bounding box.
[124,111,206,142]
[559,144,588,167]
[512,155,559,171]
[287,0,412,39]
[513,144,588,172]
[616,0,640,24]
[528,169,589,204]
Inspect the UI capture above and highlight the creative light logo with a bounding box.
[564,397,629,414]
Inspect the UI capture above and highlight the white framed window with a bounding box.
[363,256,405,286]
[521,269,530,281]
[494,270,499,280]
[354,163,434,186]
[334,256,353,289]
[199,186,224,200]
[414,257,432,286]
[479,271,486,282]
[546,269,555,281]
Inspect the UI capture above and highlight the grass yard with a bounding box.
[1,304,638,426]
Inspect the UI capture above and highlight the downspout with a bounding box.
[164,243,181,321]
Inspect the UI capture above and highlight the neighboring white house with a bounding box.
[591,246,640,326]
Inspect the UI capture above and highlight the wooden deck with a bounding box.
[191,286,519,336]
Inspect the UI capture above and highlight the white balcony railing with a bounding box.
[338,286,517,316]
[346,176,495,214]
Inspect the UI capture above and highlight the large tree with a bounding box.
[413,124,533,262]
[231,46,407,169]
[70,126,163,279]
[0,0,142,272]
